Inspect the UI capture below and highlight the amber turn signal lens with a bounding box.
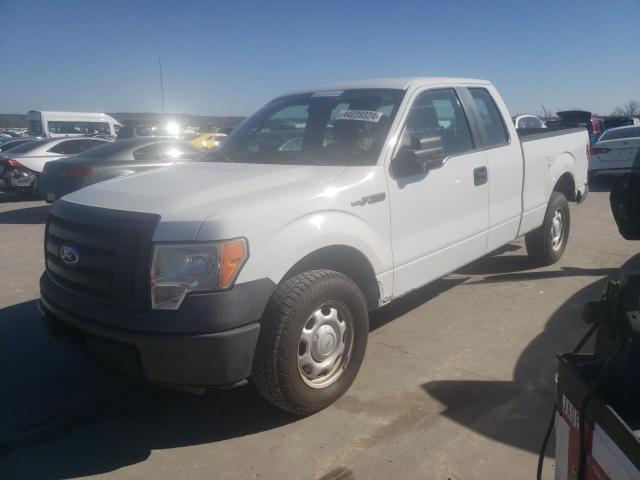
[219,240,247,288]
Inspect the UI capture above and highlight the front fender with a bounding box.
[237,209,393,291]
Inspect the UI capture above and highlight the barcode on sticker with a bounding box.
[311,90,343,97]
[335,110,383,122]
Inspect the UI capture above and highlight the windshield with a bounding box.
[28,120,43,136]
[600,126,640,141]
[202,88,404,166]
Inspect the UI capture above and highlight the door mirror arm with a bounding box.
[392,135,446,177]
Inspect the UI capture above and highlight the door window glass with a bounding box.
[469,88,509,146]
[403,89,474,156]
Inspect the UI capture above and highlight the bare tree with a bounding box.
[611,99,640,116]
[537,104,558,121]
[540,104,550,119]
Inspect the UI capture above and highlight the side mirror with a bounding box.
[392,135,446,177]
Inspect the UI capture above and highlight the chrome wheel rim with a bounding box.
[297,303,353,389]
[550,209,564,251]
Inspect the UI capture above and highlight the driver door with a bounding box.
[387,87,489,297]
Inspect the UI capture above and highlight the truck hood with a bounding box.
[63,162,347,237]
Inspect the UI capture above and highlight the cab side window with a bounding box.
[48,140,94,155]
[403,89,474,157]
[469,88,509,147]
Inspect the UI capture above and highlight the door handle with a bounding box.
[474,166,488,186]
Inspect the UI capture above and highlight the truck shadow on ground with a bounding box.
[588,175,614,193]
[0,300,297,479]
[423,252,640,457]
[0,204,49,224]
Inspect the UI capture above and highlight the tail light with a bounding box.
[64,165,93,177]
[590,147,610,155]
[6,158,24,169]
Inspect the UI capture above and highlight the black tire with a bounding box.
[252,269,369,415]
[525,191,570,266]
[30,173,40,198]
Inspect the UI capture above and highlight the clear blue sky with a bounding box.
[0,0,638,117]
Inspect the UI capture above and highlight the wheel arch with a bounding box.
[553,171,576,202]
[281,245,380,311]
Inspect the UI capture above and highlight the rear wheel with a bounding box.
[252,270,368,415]
[30,173,40,198]
[525,191,570,266]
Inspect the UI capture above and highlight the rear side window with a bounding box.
[469,88,509,147]
[48,139,104,155]
[403,88,474,157]
[133,142,203,161]
[79,139,108,150]
[517,116,544,129]
[133,143,171,161]
[600,127,640,141]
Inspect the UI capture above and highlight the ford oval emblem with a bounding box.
[59,244,80,267]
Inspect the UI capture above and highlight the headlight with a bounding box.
[150,239,248,310]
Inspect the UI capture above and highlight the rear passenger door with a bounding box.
[387,87,489,297]
[463,87,524,251]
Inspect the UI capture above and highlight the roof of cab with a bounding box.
[285,77,491,95]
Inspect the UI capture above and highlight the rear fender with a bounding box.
[548,152,577,200]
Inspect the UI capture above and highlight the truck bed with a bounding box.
[516,126,589,236]
[517,126,586,142]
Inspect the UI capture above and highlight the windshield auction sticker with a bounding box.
[335,110,383,122]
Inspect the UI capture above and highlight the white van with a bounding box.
[27,111,122,138]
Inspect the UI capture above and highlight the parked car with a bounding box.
[589,125,640,177]
[0,138,34,153]
[513,114,546,129]
[39,78,588,415]
[116,123,181,140]
[556,110,604,144]
[40,138,204,203]
[188,132,227,149]
[601,116,638,130]
[0,137,108,194]
[0,133,11,142]
[27,111,122,139]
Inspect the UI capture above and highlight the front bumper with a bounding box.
[40,272,274,387]
[577,183,589,204]
[40,295,261,387]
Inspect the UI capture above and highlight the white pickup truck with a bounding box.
[39,78,588,415]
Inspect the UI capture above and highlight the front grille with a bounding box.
[45,200,159,309]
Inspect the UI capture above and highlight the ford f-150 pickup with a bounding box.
[39,78,589,415]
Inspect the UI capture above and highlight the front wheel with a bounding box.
[525,191,570,266]
[252,270,369,415]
